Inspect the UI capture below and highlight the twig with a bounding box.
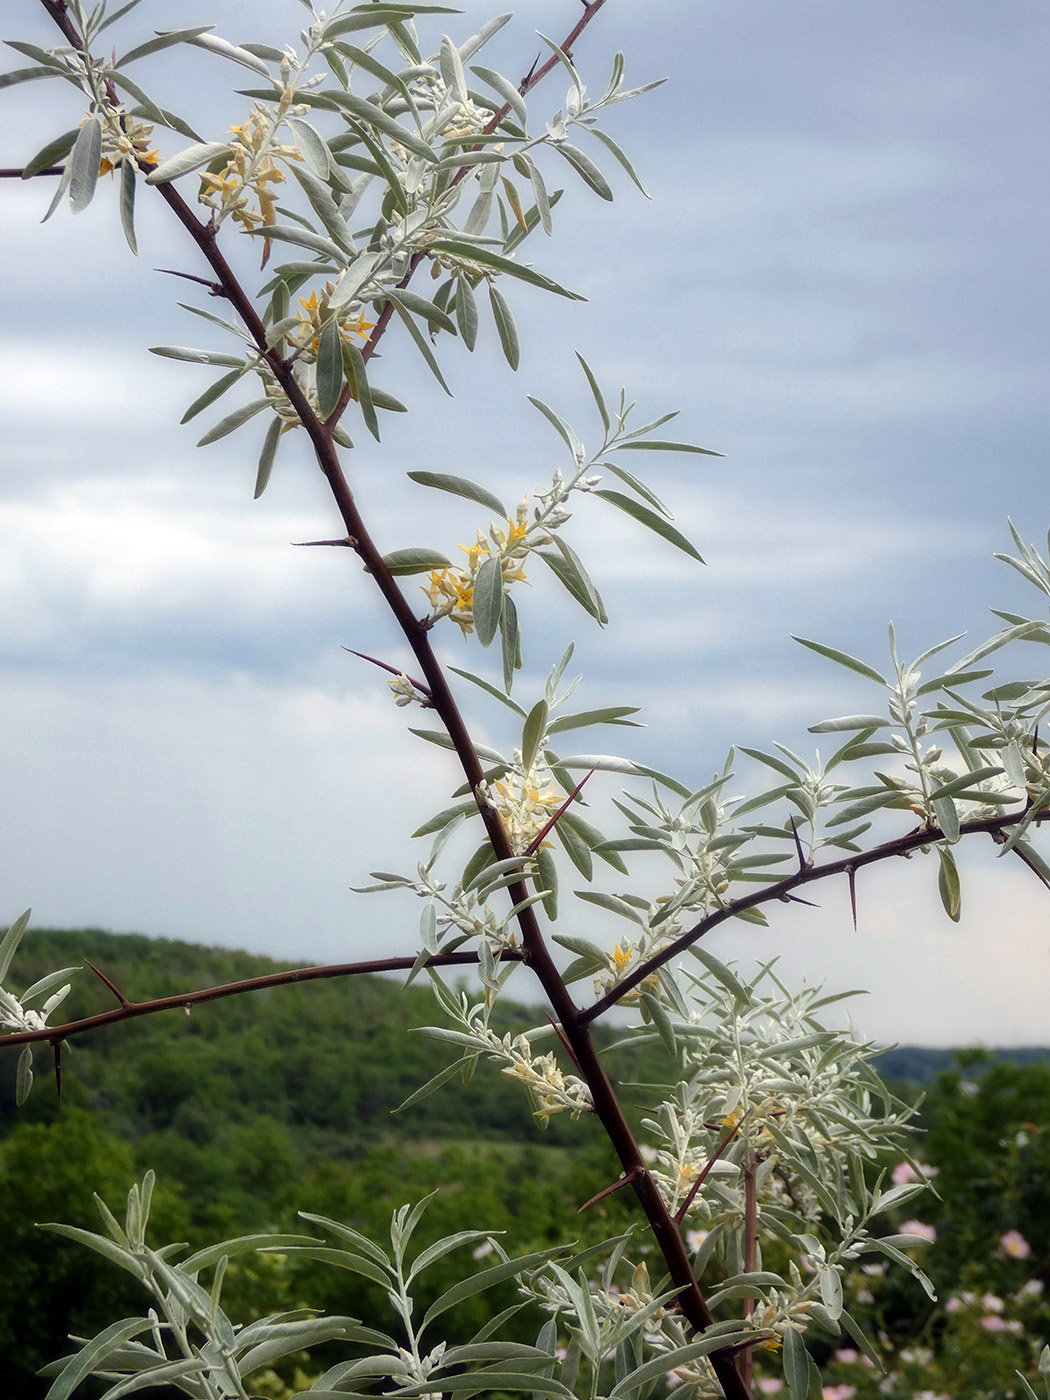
[85,959,131,1008]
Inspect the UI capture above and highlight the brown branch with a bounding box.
[584,805,1050,1023]
[0,950,507,1050]
[32,5,750,1393]
[0,166,64,177]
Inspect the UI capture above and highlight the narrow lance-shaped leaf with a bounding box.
[937,845,961,922]
[594,489,704,563]
[555,141,613,200]
[254,416,283,499]
[489,283,520,369]
[793,636,887,686]
[197,398,271,446]
[69,115,102,214]
[473,555,504,647]
[407,471,506,517]
[146,140,233,184]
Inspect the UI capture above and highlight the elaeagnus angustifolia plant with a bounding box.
[5,2,1050,1397]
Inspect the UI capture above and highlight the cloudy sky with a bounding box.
[3,0,1050,1045]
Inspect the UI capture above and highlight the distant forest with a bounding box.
[2,928,1048,1398]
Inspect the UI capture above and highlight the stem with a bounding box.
[31,5,752,1394]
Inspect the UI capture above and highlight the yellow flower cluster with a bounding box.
[501,1036,591,1122]
[489,766,561,854]
[98,113,160,175]
[424,501,530,636]
[198,107,302,233]
[291,287,376,359]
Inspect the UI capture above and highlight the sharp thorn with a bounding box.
[524,769,596,857]
[579,1168,639,1213]
[343,648,433,700]
[85,959,131,1008]
[847,865,858,931]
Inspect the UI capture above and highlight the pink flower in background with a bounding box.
[981,1315,1009,1333]
[1001,1229,1031,1259]
[834,1349,858,1363]
[821,1386,856,1400]
[901,1220,937,1243]
[892,1161,918,1184]
[981,1293,1004,1313]
[756,1381,783,1395]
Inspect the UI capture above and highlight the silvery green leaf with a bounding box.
[150,345,246,367]
[15,1045,33,1106]
[449,664,525,715]
[380,548,451,576]
[587,126,650,197]
[782,1326,810,1400]
[343,341,379,440]
[330,252,383,309]
[521,700,549,775]
[927,765,1004,801]
[285,116,331,178]
[146,139,232,184]
[386,289,457,335]
[96,1357,204,1398]
[180,368,246,424]
[0,65,62,91]
[419,902,438,953]
[613,438,722,456]
[43,1318,157,1400]
[21,966,79,1004]
[794,639,886,684]
[555,141,612,200]
[289,164,355,254]
[547,705,640,735]
[536,31,583,104]
[594,490,703,562]
[933,796,959,843]
[331,91,437,161]
[69,115,102,214]
[453,274,479,350]
[535,542,607,624]
[196,397,270,446]
[456,12,513,63]
[535,846,558,919]
[185,31,270,74]
[117,157,138,255]
[471,63,527,126]
[390,300,452,393]
[819,1265,843,1319]
[574,891,645,925]
[115,25,214,66]
[473,555,504,647]
[463,182,494,235]
[22,127,77,177]
[0,907,31,983]
[256,223,352,262]
[316,317,344,419]
[427,239,584,300]
[528,395,583,458]
[489,283,519,369]
[254,417,283,499]
[525,156,552,234]
[937,845,961,921]
[332,44,416,111]
[501,593,522,693]
[422,1247,568,1330]
[689,945,751,1003]
[236,1317,368,1375]
[439,34,468,104]
[808,715,890,733]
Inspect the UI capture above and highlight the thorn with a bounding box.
[579,1168,639,1212]
[520,53,540,86]
[85,959,130,1008]
[155,267,226,297]
[524,769,596,857]
[1035,725,1041,757]
[788,816,808,873]
[343,648,433,702]
[52,1040,63,1105]
[780,893,819,908]
[292,537,354,547]
[675,1109,752,1225]
[847,864,858,931]
[546,1013,583,1073]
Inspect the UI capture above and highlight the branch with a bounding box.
[32,7,751,1392]
[0,950,506,1049]
[584,804,1050,1022]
